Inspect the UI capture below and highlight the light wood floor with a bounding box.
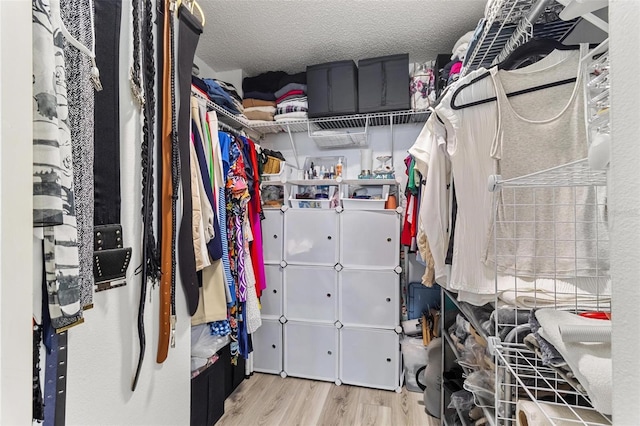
[217,373,439,426]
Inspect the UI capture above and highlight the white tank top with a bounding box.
[485,44,610,278]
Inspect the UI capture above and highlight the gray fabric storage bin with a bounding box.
[307,60,358,118]
[358,54,410,113]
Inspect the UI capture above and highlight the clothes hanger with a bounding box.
[176,0,205,26]
[449,39,582,110]
[49,0,103,91]
[499,38,578,70]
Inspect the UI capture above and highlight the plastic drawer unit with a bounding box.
[307,60,358,118]
[358,54,410,113]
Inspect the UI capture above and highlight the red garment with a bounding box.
[401,155,417,247]
[401,193,415,246]
[276,90,304,104]
[246,139,266,297]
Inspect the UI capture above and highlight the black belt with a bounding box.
[93,0,132,293]
[132,0,161,390]
[32,322,44,422]
[177,5,203,316]
[41,275,69,426]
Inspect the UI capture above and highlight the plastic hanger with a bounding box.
[449,39,582,110]
[49,0,103,91]
[498,38,578,70]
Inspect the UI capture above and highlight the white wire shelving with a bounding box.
[193,88,430,150]
[489,158,608,190]
[441,288,497,426]
[494,342,612,425]
[490,153,611,424]
[462,0,581,76]
[252,110,431,149]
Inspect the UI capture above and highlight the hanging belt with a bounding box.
[156,0,175,365]
[132,0,161,390]
[32,321,44,422]
[176,5,203,316]
[93,0,132,293]
[41,273,69,426]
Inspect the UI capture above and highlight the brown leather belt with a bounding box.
[157,0,173,364]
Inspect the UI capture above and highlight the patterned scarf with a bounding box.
[33,0,82,330]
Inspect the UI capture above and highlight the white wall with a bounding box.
[63,3,191,425]
[0,1,33,424]
[261,123,424,189]
[214,69,246,98]
[194,55,216,78]
[610,0,640,423]
[193,55,246,98]
[563,7,608,44]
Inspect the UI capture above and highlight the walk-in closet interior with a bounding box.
[3,0,640,425]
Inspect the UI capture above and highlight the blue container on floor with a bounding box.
[407,282,441,320]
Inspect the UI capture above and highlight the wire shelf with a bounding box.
[493,159,607,189]
[494,0,567,24]
[490,152,611,423]
[248,110,429,134]
[250,120,309,134]
[193,88,429,148]
[192,90,251,129]
[495,342,611,425]
[463,0,580,75]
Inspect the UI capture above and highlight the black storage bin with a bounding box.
[434,53,453,98]
[307,60,358,118]
[223,344,246,398]
[358,54,410,113]
[190,355,226,426]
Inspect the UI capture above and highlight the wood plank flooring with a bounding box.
[217,373,439,426]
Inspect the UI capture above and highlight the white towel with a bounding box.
[516,400,610,425]
[274,111,308,121]
[498,276,611,309]
[243,106,276,114]
[536,310,612,415]
[500,290,610,309]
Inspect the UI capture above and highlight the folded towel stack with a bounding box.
[242,71,307,122]
[244,106,277,122]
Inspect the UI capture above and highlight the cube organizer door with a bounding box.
[284,266,337,323]
[339,269,399,329]
[340,210,399,268]
[340,327,400,390]
[284,209,339,266]
[284,321,338,382]
[252,319,283,374]
[262,265,283,318]
[262,209,283,264]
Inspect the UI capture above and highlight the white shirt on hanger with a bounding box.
[419,49,583,305]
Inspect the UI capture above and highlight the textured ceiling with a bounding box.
[196,0,487,77]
